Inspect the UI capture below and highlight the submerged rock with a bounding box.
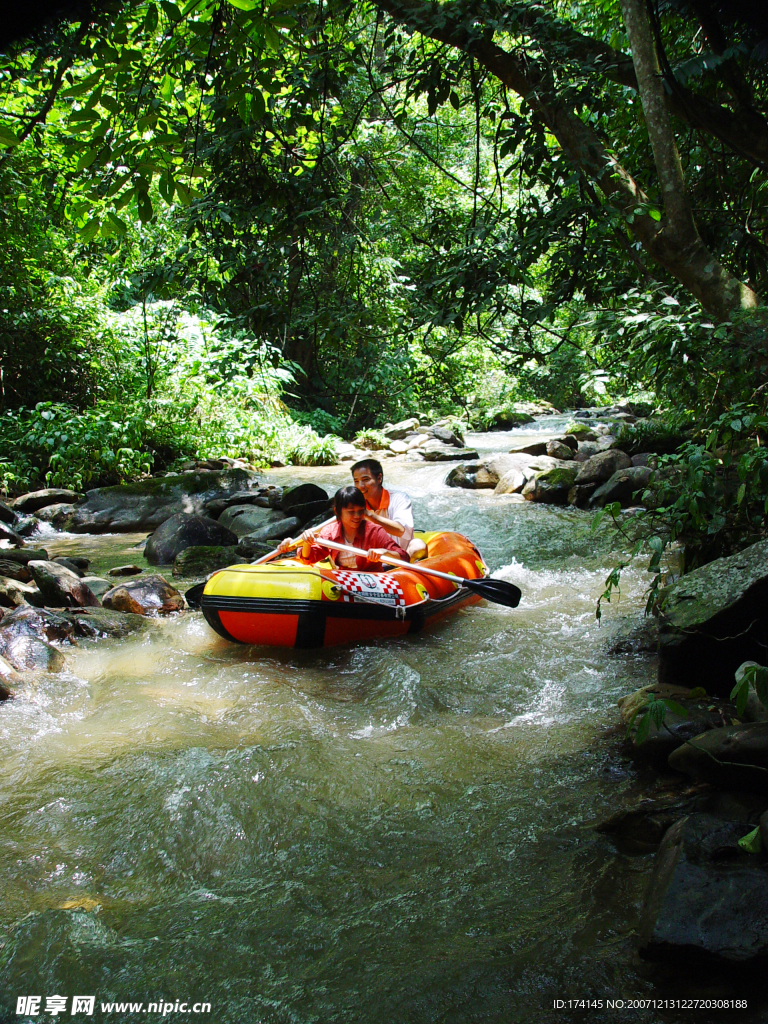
[69,607,148,638]
[80,577,112,598]
[101,574,185,616]
[1,635,66,673]
[639,814,768,968]
[658,537,768,694]
[145,513,238,565]
[0,605,76,642]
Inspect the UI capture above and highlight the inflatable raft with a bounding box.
[200,531,488,648]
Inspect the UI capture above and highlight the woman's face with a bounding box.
[339,504,366,534]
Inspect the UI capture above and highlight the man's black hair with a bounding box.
[351,458,383,480]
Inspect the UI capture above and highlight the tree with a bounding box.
[369,0,764,319]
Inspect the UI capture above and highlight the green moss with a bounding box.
[539,467,578,487]
[564,421,593,437]
[94,469,252,498]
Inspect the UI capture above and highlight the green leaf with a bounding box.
[76,148,99,170]
[145,3,159,31]
[227,0,259,8]
[159,73,176,102]
[648,208,662,221]
[0,125,20,147]
[738,826,761,854]
[79,217,101,242]
[137,191,153,222]
[737,482,746,505]
[160,1,182,20]
[251,89,267,120]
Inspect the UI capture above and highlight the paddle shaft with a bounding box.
[253,516,336,564]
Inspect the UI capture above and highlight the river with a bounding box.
[0,426,761,1023]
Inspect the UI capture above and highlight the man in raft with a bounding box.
[351,458,427,560]
[277,485,407,570]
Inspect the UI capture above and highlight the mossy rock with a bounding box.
[564,421,595,437]
[172,545,239,578]
[613,418,688,456]
[479,405,536,430]
[534,465,579,504]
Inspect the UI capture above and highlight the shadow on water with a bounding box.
[1,431,765,1023]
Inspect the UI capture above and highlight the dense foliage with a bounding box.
[0,0,767,571]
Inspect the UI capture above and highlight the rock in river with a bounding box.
[639,814,768,968]
[102,574,185,616]
[657,537,768,695]
[574,449,632,486]
[218,505,286,539]
[668,723,768,792]
[145,512,238,565]
[11,488,82,514]
[65,469,257,533]
[589,465,652,508]
[172,545,238,578]
[0,635,66,673]
[28,560,100,608]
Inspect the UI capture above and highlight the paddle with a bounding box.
[317,538,522,609]
[185,516,337,609]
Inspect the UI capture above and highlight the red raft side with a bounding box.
[203,531,488,649]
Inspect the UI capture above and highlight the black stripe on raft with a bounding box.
[295,610,327,649]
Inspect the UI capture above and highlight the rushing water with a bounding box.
[0,432,762,1024]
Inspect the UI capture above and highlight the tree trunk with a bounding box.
[371,0,762,320]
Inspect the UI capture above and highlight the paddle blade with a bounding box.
[466,577,521,608]
[185,582,206,609]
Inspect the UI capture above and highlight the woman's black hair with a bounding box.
[334,485,366,519]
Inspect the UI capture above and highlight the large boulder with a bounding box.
[27,560,100,608]
[574,449,632,486]
[639,814,768,968]
[11,488,81,514]
[428,425,463,447]
[172,545,238,578]
[239,516,300,547]
[382,417,420,440]
[658,538,768,694]
[589,465,653,508]
[102,575,185,616]
[279,484,332,525]
[524,465,579,504]
[668,724,768,792]
[64,469,257,533]
[218,505,285,539]
[144,512,238,565]
[203,488,281,519]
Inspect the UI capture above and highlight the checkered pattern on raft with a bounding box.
[332,570,406,607]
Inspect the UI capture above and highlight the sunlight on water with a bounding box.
[2,437,741,1024]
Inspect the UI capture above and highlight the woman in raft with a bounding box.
[277,485,409,570]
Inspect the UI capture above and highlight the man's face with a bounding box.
[352,467,383,499]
